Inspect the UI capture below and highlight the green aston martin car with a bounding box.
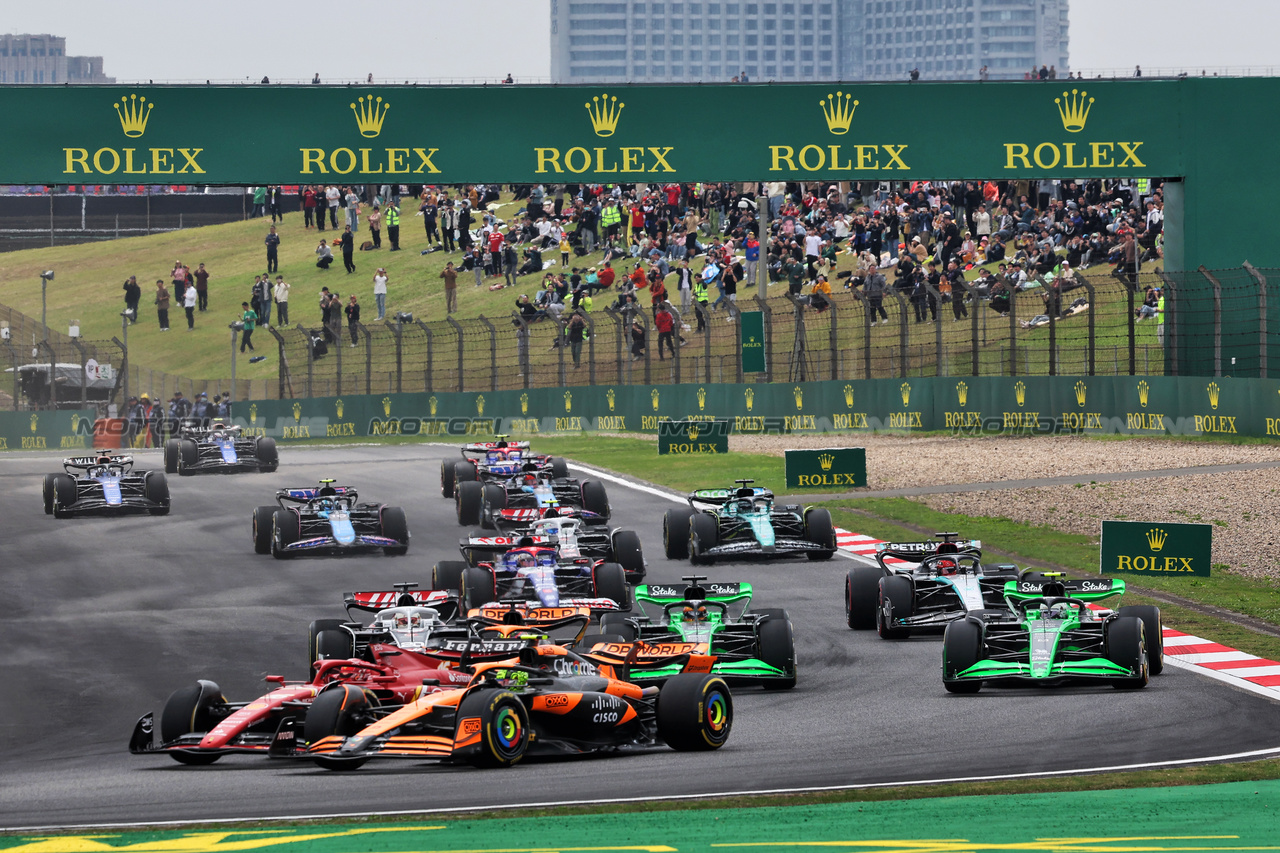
[942,573,1163,693]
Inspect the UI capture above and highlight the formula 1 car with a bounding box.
[456,465,611,528]
[164,420,278,475]
[663,479,835,564]
[942,574,1165,693]
[583,576,796,689]
[42,453,170,518]
[844,533,1022,638]
[434,543,629,614]
[289,637,732,769]
[250,479,409,558]
[440,438,569,498]
[459,513,645,582]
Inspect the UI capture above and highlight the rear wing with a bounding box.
[64,454,134,471]
[637,581,752,603]
[876,538,982,562]
[1004,577,1126,603]
[580,640,717,677]
[688,487,773,507]
[345,588,454,614]
[279,485,356,502]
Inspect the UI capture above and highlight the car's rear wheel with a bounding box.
[803,508,836,560]
[845,565,884,630]
[453,460,478,490]
[480,484,506,530]
[462,566,498,612]
[689,512,719,565]
[305,684,374,771]
[255,437,278,472]
[164,439,180,474]
[755,609,796,689]
[593,562,630,610]
[581,480,610,519]
[42,473,57,515]
[1118,604,1164,675]
[380,505,410,555]
[456,480,483,526]
[1106,616,1150,689]
[272,509,300,559]
[432,560,470,595]
[308,618,347,676]
[441,456,465,498]
[942,619,986,693]
[550,457,570,479]
[456,689,530,767]
[252,505,277,554]
[663,508,693,559]
[877,575,913,639]
[51,474,77,516]
[145,472,170,515]
[160,680,226,765]
[177,439,198,475]
[656,674,732,751]
[599,612,637,642]
[610,529,645,583]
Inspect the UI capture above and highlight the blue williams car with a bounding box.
[251,479,409,559]
[43,453,170,518]
[164,419,278,475]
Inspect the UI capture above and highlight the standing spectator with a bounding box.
[559,233,571,267]
[138,393,156,448]
[367,205,382,249]
[254,274,273,327]
[303,186,317,229]
[420,194,440,246]
[340,226,356,273]
[344,187,360,231]
[326,291,342,343]
[154,280,170,331]
[440,202,458,253]
[457,201,474,251]
[183,281,197,330]
[372,268,388,321]
[946,260,968,321]
[344,294,361,346]
[319,287,335,342]
[268,185,283,223]
[865,269,889,325]
[385,200,401,251]
[122,275,141,322]
[239,302,257,352]
[325,184,341,228]
[567,310,587,368]
[674,259,695,312]
[193,263,210,311]
[782,256,806,296]
[273,276,290,326]
[440,261,458,313]
[316,239,333,269]
[190,391,211,421]
[744,233,760,286]
[691,272,710,332]
[654,302,676,360]
[251,186,266,217]
[629,315,646,362]
[264,225,280,273]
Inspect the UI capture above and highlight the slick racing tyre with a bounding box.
[754,608,797,689]
[456,480,483,526]
[42,473,57,515]
[313,628,356,666]
[479,484,506,530]
[663,508,694,559]
[689,513,719,565]
[432,560,470,596]
[550,457,570,479]
[581,480,610,519]
[306,684,375,771]
[610,529,645,583]
[252,505,277,554]
[379,505,410,555]
[656,674,733,751]
[1118,604,1164,675]
[51,473,77,517]
[876,575,913,639]
[164,439,180,474]
[845,564,885,630]
[942,619,986,693]
[803,507,837,560]
[453,459,479,490]
[1106,616,1150,689]
[272,509,300,559]
[178,439,198,475]
[441,457,465,498]
[462,566,498,612]
[160,679,227,765]
[456,689,530,767]
[308,618,347,676]
[599,612,638,642]
[144,471,171,515]
[593,562,630,610]
[255,436,278,472]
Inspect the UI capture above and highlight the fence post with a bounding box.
[924,280,944,377]
[391,320,403,393]
[1198,266,1223,377]
[445,315,464,392]
[356,322,372,395]
[951,279,979,377]
[725,300,745,383]
[511,311,531,389]
[700,301,712,383]
[888,287,909,378]
[863,297,874,380]
[293,324,314,397]
[333,319,343,397]
[580,311,597,386]
[412,319,435,392]
[70,337,88,407]
[478,315,497,392]
[265,326,290,398]
[37,341,57,410]
[636,305,652,385]
[604,306,624,383]
[1244,262,1268,379]
[3,339,20,410]
[1076,273,1097,376]
[752,296,772,383]
[668,304,684,385]
[109,336,127,411]
[1005,277,1019,377]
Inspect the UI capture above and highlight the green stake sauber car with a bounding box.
[580,576,797,689]
[663,479,836,564]
[942,573,1164,693]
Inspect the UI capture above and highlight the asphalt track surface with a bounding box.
[3,443,1280,829]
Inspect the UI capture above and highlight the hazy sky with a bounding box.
[6,0,1279,82]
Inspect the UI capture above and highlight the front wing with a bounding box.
[704,537,829,557]
[282,534,403,553]
[947,656,1140,686]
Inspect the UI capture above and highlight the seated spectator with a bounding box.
[1136,285,1160,320]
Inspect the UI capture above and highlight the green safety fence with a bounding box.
[0,408,96,452]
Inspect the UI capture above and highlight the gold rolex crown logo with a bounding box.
[351,95,390,138]
[900,382,911,407]
[520,392,529,414]
[382,396,392,416]
[585,93,624,137]
[249,403,258,423]
[29,413,38,432]
[476,395,486,416]
[607,388,616,411]
[651,388,660,410]
[818,452,835,471]
[1146,527,1168,552]
[843,384,854,407]
[1055,89,1094,133]
[745,387,755,411]
[292,402,302,422]
[1075,380,1087,408]
[335,398,344,418]
[114,94,153,138]
[956,381,968,407]
[564,390,573,412]
[820,91,858,135]
[1138,379,1150,408]
[687,424,699,441]
[1207,381,1220,410]
[429,395,438,416]
[794,386,804,409]
[1014,380,1026,407]
[697,386,707,410]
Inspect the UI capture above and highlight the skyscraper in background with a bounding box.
[550,0,1068,84]
[0,34,113,84]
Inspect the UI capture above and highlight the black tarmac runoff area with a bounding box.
[2,443,1279,829]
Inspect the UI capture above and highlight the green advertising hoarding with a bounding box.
[657,419,731,455]
[740,311,767,374]
[785,447,866,490]
[1101,520,1213,578]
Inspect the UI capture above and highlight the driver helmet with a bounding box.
[523,473,539,486]
[682,604,708,621]
[1046,602,1071,620]
[737,498,753,513]
[96,454,113,466]
[936,558,958,576]
[515,552,537,568]
[393,611,423,631]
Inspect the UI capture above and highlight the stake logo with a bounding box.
[820,91,857,135]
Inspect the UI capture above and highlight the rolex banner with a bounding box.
[1100,520,1212,578]
[657,419,730,456]
[740,311,767,375]
[785,447,866,490]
